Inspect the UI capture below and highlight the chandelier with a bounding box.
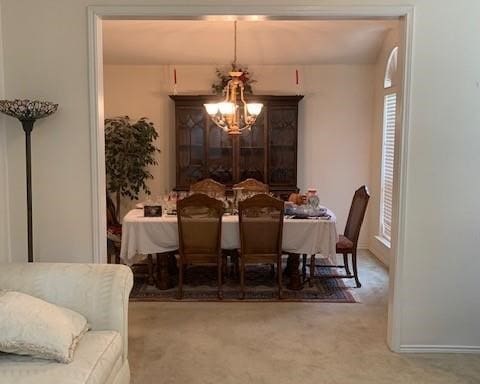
[204,21,263,135]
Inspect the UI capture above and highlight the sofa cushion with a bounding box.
[0,331,122,384]
[0,290,89,363]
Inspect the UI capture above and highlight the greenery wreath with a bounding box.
[211,65,257,95]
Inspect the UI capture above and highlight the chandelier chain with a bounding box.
[233,20,237,67]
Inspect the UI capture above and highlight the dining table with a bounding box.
[120,207,338,290]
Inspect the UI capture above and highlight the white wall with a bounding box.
[103,65,175,218]
[0,122,10,264]
[1,0,480,351]
[399,2,480,348]
[297,65,374,247]
[104,64,374,246]
[0,5,10,263]
[0,123,9,263]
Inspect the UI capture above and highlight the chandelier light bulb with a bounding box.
[246,103,263,116]
[204,103,219,116]
[218,101,235,115]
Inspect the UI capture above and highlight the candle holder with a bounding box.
[0,99,58,262]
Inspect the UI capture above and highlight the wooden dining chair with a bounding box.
[106,194,156,284]
[177,193,225,299]
[234,178,269,193]
[238,194,284,299]
[229,177,269,276]
[106,194,122,265]
[308,185,370,288]
[190,178,226,197]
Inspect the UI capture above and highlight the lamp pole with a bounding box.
[21,119,35,262]
[0,99,58,263]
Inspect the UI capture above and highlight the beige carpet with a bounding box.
[128,251,480,384]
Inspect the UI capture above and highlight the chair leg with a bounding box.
[278,256,283,299]
[240,257,245,300]
[309,254,315,287]
[229,253,235,277]
[352,250,361,288]
[114,247,121,264]
[218,255,223,300]
[168,252,178,274]
[343,253,351,275]
[147,254,155,285]
[235,253,240,280]
[177,260,184,299]
[302,254,307,280]
[222,256,227,282]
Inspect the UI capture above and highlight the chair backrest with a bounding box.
[106,194,120,227]
[177,193,224,257]
[190,178,226,197]
[344,186,370,245]
[234,178,269,193]
[238,194,284,256]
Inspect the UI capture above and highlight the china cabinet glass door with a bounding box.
[176,106,206,187]
[207,120,234,184]
[239,110,267,182]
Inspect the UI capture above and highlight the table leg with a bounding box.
[147,254,155,285]
[156,252,172,290]
[168,253,178,275]
[287,253,303,290]
[302,254,307,280]
[285,255,292,277]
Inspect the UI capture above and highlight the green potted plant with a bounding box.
[105,116,160,219]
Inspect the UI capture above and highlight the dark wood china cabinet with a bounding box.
[171,95,303,198]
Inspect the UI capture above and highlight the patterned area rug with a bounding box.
[130,263,357,303]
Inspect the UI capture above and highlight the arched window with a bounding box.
[384,46,398,89]
[379,46,399,244]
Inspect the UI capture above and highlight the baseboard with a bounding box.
[370,248,389,267]
[399,345,480,354]
[368,237,390,267]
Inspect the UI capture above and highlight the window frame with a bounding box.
[379,46,399,246]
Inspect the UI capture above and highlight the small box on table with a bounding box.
[144,205,162,217]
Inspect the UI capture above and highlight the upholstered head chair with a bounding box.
[309,185,370,288]
[238,193,284,299]
[343,186,370,248]
[234,178,269,193]
[106,194,121,264]
[177,193,225,299]
[189,178,226,198]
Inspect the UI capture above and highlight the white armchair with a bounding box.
[0,263,133,384]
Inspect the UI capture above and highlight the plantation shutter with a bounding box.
[380,93,397,241]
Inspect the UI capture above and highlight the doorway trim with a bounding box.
[87,4,414,353]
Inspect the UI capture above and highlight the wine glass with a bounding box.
[162,190,169,204]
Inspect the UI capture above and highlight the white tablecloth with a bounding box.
[120,208,338,265]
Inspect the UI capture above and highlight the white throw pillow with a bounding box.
[0,290,89,363]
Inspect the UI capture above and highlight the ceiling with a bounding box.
[102,20,399,66]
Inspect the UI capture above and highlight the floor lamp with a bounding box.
[0,99,58,262]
